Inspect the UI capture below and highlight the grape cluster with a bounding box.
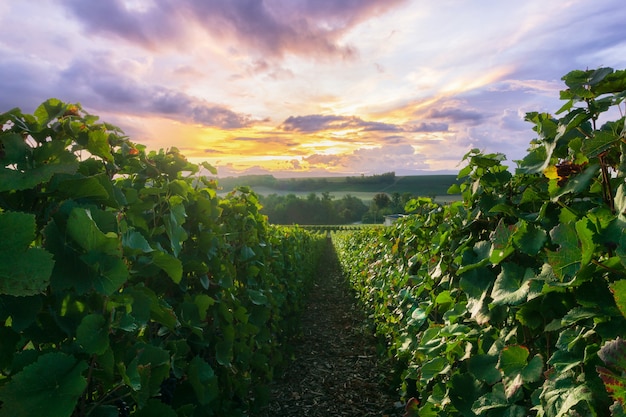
[159,372,177,405]
[116,400,130,417]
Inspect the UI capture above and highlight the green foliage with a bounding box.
[334,67,626,416]
[260,192,368,224]
[0,100,324,416]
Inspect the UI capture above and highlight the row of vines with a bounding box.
[0,99,325,416]
[334,67,626,416]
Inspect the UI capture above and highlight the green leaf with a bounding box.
[498,345,543,384]
[133,399,177,417]
[546,222,582,280]
[0,212,54,296]
[0,132,28,164]
[512,221,547,256]
[489,219,516,265]
[247,289,268,305]
[86,129,114,162]
[540,377,594,417]
[468,354,502,384]
[67,208,121,256]
[449,373,486,416]
[54,175,111,200]
[33,98,67,127]
[79,250,129,295]
[0,352,88,417]
[152,251,183,283]
[188,356,219,405]
[0,162,79,192]
[216,338,233,367]
[125,344,170,406]
[472,383,508,414]
[491,263,533,306]
[420,356,450,383]
[611,280,626,319]
[122,230,153,254]
[76,314,109,355]
[163,203,187,257]
[582,130,619,158]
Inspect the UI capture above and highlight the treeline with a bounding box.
[259,191,417,224]
[346,171,395,184]
[259,193,367,224]
[217,171,397,193]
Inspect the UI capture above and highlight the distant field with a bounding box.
[215,174,462,203]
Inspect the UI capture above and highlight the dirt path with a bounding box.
[253,239,404,417]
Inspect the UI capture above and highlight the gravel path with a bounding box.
[252,239,405,417]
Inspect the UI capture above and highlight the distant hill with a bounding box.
[215,173,461,202]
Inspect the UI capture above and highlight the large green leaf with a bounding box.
[86,129,114,162]
[33,98,67,127]
[0,162,78,192]
[468,354,502,384]
[498,345,543,397]
[67,208,120,256]
[546,222,582,280]
[0,352,88,417]
[188,356,219,405]
[512,220,547,256]
[76,313,109,355]
[0,212,54,296]
[0,132,28,164]
[124,344,171,407]
[491,263,533,306]
[152,251,183,283]
[582,130,620,158]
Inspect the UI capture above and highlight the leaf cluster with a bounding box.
[0,99,325,416]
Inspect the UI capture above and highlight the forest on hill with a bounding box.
[217,173,461,224]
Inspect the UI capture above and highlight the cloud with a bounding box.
[56,56,256,129]
[231,136,299,149]
[63,0,408,60]
[426,107,485,124]
[280,114,448,134]
[303,143,430,174]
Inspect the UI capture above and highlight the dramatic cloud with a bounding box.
[2,1,625,177]
[57,56,256,129]
[63,0,407,59]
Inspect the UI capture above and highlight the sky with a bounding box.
[1,1,625,177]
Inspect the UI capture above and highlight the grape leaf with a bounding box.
[188,356,219,405]
[76,314,109,355]
[0,212,54,296]
[0,352,87,417]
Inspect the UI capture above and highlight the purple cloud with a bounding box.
[280,114,448,134]
[62,0,407,59]
[426,107,485,124]
[55,56,255,129]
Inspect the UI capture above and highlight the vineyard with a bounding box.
[0,100,325,416]
[335,67,626,416]
[1,67,626,417]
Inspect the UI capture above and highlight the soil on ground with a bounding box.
[252,239,405,417]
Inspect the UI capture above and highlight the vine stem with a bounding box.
[598,152,615,213]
